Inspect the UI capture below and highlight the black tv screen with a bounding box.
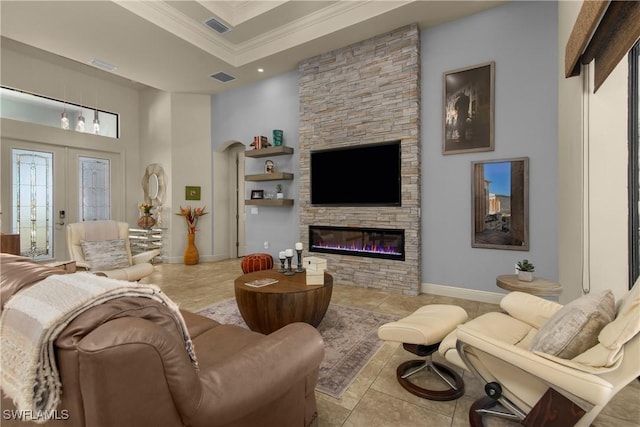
[310,141,401,206]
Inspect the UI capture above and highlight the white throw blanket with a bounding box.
[0,273,196,419]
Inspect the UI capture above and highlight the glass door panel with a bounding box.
[1,140,66,261]
[67,148,122,225]
[78,156,111,221]
[12,149,53,259]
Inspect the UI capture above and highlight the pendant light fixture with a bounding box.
[93,110,100,134]
[61,110,69,130]
[61,85,69,129]
[92,93,100,134]
[76,107,85,132]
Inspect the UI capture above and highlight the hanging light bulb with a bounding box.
[61,110,69,130]
[75,108,85,132]
[61,85,69,129]
[93,110,100,134]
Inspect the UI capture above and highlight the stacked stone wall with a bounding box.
[298,24,421,295]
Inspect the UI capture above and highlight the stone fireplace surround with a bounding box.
[298,24,421,295]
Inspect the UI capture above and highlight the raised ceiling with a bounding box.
[0,1,506,94]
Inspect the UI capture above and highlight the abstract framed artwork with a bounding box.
[185,186,201,201]
[443,61,495,155]
[471,157,529,251]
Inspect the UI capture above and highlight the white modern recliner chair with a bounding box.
[67,220,159,281]
[439,281,640,426]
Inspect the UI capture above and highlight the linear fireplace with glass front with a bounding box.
[309,225,405,261]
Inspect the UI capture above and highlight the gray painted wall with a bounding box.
[421,1,558,292]
[211,71,300,259]
[211,1,558,292]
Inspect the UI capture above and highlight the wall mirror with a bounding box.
[148,173,159,200]
[142,163,166,206]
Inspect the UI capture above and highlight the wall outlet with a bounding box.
[264,241,269,249]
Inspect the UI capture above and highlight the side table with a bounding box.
[496,274,562,297]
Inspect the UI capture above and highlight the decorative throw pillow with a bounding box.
[81,239,130,271]
[529,290,615,359]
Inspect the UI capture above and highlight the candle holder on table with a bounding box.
[284,249,295,276]
[295,249,305,273]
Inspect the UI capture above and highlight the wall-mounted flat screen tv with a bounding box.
[310,141,401,206]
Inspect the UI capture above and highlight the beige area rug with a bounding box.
[198,299,398,398]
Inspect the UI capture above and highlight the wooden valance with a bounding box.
[565,0,640,92]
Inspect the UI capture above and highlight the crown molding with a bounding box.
[232,1,288,26]
[113,0,237,64]
[197,0,288,27]
[234,1,412,65]
[114,0,413,68]
[196,0,235,26]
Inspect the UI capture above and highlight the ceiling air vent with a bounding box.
[89,58,117,72]
[203,17,231,35]
[209,72,236,83]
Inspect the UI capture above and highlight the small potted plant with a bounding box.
[276,184,284,199]
[516,259,535,282]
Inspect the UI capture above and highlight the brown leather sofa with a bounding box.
[1,254,325,427]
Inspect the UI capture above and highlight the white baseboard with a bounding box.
[421,282,505,304]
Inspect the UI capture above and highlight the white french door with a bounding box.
[1,139,121,261]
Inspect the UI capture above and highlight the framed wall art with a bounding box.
[185,186,201,200]
[443,61,495,155]
[250,190,264,200]
[471,157,529,251]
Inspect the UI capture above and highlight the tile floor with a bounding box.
[141,259,640,427]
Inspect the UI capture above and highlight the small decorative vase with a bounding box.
[273,129,283,146]
[184,233,199,265]
[137,213,156,230]
[518,271,534,282]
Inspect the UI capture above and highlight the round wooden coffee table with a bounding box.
[234,270,333,334]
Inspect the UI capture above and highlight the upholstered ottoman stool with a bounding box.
[241,253,274,274]
[378,304,468,401]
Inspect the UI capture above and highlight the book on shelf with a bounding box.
[245,278,278,288]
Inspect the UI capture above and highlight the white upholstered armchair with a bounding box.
[439,282,640,427]
[67,220,160,281]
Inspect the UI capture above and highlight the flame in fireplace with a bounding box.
[309,225,405,260]
[311,241,402,256]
